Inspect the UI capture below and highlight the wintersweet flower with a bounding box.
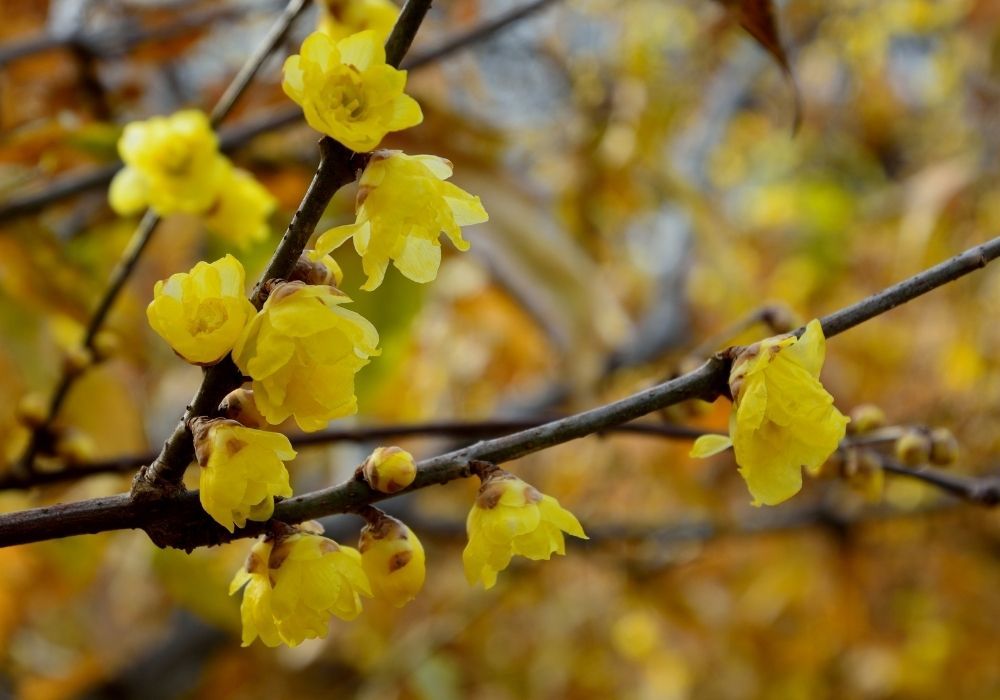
[203,168,277,249]
[191,418,295,532]
[359,510,426,607]
[230,530,372,647]
[282,30,422,152]
[109,109,228,215]
[689,319,850,506]
[360,446,416,493]
[315,151,489,290]
[463,468,587,589]
[146,254,255,365]
[231,281,380,432]
[317,0,398,42]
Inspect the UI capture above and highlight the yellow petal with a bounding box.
[689,433,734,458]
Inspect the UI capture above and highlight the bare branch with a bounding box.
[880,459,1000,506]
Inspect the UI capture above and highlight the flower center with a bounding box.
[189,299,229,336]
[323,67,368,121]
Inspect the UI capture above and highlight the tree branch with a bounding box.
[879,459,1000,506]
[14,0,311,477]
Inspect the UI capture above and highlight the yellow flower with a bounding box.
[361,446,416,493]
[315,151,489,290]
[230,531,372,647]
[146,254,256,365]
[191,418,295,532]
[317,0,398,42]
[282,30,422,152]
[690,319,850,506]
[232,281,380,432]
[109,109,228,215]
[359,511,426,607]
[463,469,587,589]
[203,168,277,249]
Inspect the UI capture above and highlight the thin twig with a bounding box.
[880,458,1000,506]
[0,0,565,222]
[0,419,711,491]
[14,0,311,476]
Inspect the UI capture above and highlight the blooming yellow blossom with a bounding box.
[203,168,277,249]
[361,446,416,493]
[690,319,850,506]
[282,30,422,152]
[359,511,425,607]
[109,109,229,215]
[317,0,398,42]
[230,531,372,647]
[463,469,587,589]
[192,418,294,532]
[232,281,380,431]
[315,151,489,290]
[146,254,256,365]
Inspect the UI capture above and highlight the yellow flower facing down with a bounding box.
[109,109,229,215]
[463,469,587,590]
[203,168,277,249]
[359,511,425,607]
[282,30,422,152]
[690,319,850,506]
[146,254,256,365]
[232,281,380,432]
[318,0,398,42]
[230,531,372,647]
[192,418,295,532]
[315,151,489,290]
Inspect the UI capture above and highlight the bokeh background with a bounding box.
[2,0,1000,697]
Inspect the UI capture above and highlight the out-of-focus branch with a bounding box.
[14,0,311,476]
[880,458,1000,506]
[0,0,567,222]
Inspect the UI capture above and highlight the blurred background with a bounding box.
[2,0,1000,697]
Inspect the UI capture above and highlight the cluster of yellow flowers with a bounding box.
[109,110,276,249]
[690,320,850,505]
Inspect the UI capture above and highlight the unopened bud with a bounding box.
[55,429,96,465]
[928,428,959,467]
[294,251,344,287]
[359,510,426,607]
[219,388,267,429]
[848,404,886,434]
[895,430,931,466]
[63,346,93,375]
[361,446,416,494]
[16,393,48,428]
[848,449,884,502]
[92,331,120,361]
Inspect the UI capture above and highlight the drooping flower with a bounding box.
[231,281,380,432]
[146,254,256,365]
[109,109,229,215]
[360,446,416,493]
[191,417,295,532]
[230,529,372,647]
[463,468,587,590]
[690,319,850,506]
[315,151,488,290]
[203,168,277,249]
[317,0,398,42]
[359,510,425,607]
[282,30,422,152]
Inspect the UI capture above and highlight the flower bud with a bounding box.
[63,346,93,376]
[361,446,416,494]
[294,251,343,287]
[16,393,47,428]
[219,388,267,429]
[928,428,959,467]
[846,449,884,502]
[895,429,931,466]
[55,429,96,465]
[359,511,425,607]
[848,404,886,434]
[92,331,120,361]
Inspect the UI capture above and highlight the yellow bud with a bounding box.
[361,446,416,494]
[846,449,884,503]
[219,388,267,429]
[848,404,886,434]
[928,428,959,467]
[359,511,425,607]
[63,346,93,375]
[895,430,931,466]
[92,330,120,361]
[294,252,343,287]
[55,429,96,465]
[16,393,48,428]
